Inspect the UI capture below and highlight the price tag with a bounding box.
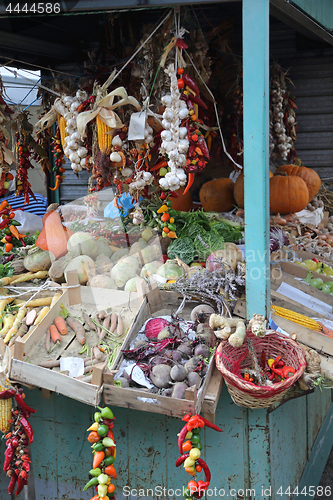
[60,357,84,378]
[128,111,146,141]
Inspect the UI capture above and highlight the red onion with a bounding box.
[145,318,170,339]
[206,252,222,272]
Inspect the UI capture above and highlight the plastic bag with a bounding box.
[13,210,43,235]
[295,206,324,226]
[104,193,138,218]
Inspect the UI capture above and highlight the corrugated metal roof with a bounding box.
[292,0,333,31]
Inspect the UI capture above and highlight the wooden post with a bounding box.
[243,0,271,319]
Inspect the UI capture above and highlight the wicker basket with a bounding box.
[215,331,306,409]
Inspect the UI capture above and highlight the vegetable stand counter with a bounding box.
[0,385,331,500]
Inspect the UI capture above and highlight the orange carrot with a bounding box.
[54,316,67,335]
[50,324,61,344]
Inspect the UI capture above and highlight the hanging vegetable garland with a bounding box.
[176,413,222,499]
[15,129,37,205]
[2,386,36,497]
[49,125,66,191]
[0,200,26,253]
[84,406,117,500]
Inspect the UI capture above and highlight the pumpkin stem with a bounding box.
[273,171,288,177]
[294,157,304,166]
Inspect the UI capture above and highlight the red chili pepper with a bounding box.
[150,159,168,172]
[0,199,8,212]
[270,366,285,379]
[169,190,179,198]
[175,38,188,50]
[197,136,210,158]
[182,74,200,95]
[19,417,34,444]
[178,424,189,454]
[15,475,27,496]
[0,389,15,400]
[8,473,17,494]
[312,258,319,263]
[49,178,60,191]
[282,365,296,378]
[183,173,195,195]
[196,458,211,484]
[199,415,223,432]
[175,453,189,467]
[190,94,208,110]
[4,442,15,471]
[14,394,37,415]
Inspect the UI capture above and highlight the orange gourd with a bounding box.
[36,210,73,260]
[199,178,235,212]
[234,171,273,208]
[275,163,321,202]
[169,187,193,212]
[269,172,309,214]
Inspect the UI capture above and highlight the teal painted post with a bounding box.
[243,0,270,319]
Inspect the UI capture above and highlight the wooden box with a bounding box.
[9,275,144,406]
[103,291,223,419]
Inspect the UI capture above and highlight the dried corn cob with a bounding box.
[97,115,113,154]
[271,305,321,331]
[58,115,68,155]
[0,385,12,434]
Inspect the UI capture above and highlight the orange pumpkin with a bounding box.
[234,171,273,208]
[169,187,193,212]
[269,172,309,214]
[275,164,321,202]
[199,178,236,212]
[36,210,73,260]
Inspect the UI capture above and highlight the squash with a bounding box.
[270,172,309,214]
[275,163,321,202]
[35,210,73,260]
[234,171,273,208]
[169,187,193,212]
[199,178,236,212]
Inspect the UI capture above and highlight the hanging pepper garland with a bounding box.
[0,199,26,252]
[176,414,222,499]
[16,131,37,205]
[85,406,117,500]
[1,386,36,496]
[49,125,66,191]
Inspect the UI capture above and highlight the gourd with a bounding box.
[199,178,236,212]
[169,187,193,212]
[234,171,273,208]
[275,164,321,202]
[270,172,309,214]
[35,210,73,260]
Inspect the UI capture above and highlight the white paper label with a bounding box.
[124,364,153,389]
[60,357,84,378]
[128,111,146,140]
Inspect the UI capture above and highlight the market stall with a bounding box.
[0,1,332,499]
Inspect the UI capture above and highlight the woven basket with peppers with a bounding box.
[215,331,306,409]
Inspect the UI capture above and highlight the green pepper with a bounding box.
[92,442,104,452]
[97,406,114,420]
[97,424,109,437]
[168,223,176,231]
[83,477,99,491]
[98,473,109,485]
[89,468,102,477]
[98,484,108,497]
[197,442,203,451]
[191,434,201,445]
[94,411,102,422]
[104,456,115,466]
[185,431,193,440]
[102,437,114,447]
[10,220,21,226]
[192,427,201,435]
[168,209,177,217]
[166,200,173,208]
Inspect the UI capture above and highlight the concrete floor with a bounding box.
[315,447,333,500]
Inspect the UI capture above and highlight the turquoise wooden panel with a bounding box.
[248,409,271,495]
[306,388,331,457]
[292,0,333,30]
[269,396,308,500]
[243,0,271,319]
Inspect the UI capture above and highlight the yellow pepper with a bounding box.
[157,204,169,214]
[267,359,275,368]
[169,217,175,223]
[87,422,99,432]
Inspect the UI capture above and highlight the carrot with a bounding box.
[50,324,61,344]
[66,316,86,345]
[54,316,67,335]
[45,328,51,352]
[38,359,61,368]
[110,313,117,333]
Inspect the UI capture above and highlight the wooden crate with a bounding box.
[9,273,144,406]
[103,291,223,419]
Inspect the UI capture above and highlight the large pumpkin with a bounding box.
[270,172,309,214]
[234,171,273,208]
[199,178,236,212]
[275,164,321,202]
[169,187,193,212]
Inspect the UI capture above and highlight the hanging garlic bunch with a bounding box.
[130,204,145,225]
[55,90,88,173]
[270,77,293,161]
[158,64,189,191]
[128,170,154,197]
